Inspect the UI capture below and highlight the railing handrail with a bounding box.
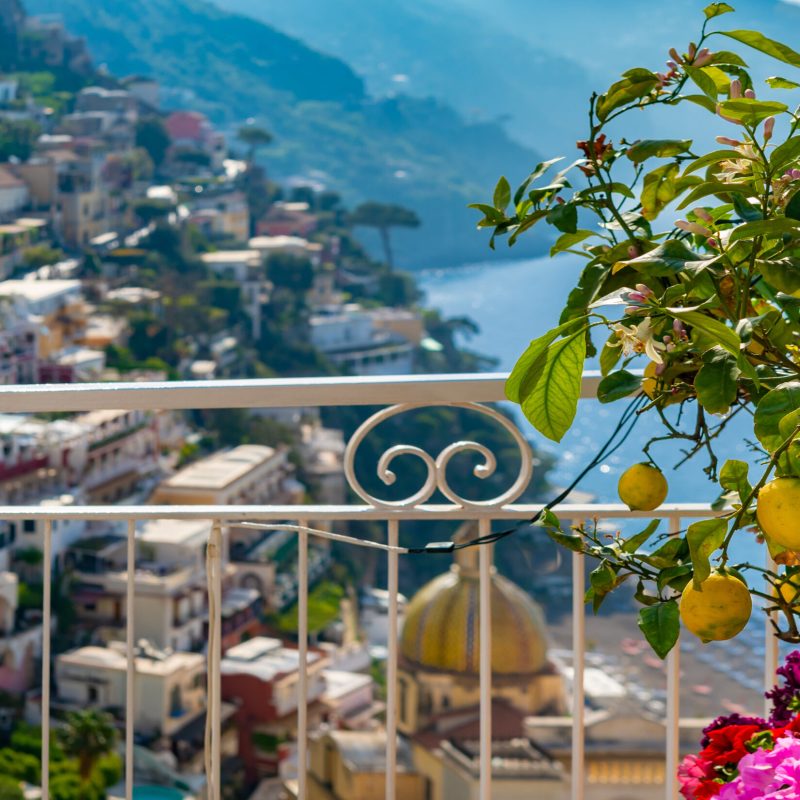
[0,371,606,413]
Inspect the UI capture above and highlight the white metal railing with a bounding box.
[0,372,764,800]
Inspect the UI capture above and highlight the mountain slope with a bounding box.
[214,0,593,154]
[26,0,546,268]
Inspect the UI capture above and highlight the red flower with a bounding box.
[699,724,762,768]
[772,712,800,742]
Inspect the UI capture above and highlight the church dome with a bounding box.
[399,544,549,676]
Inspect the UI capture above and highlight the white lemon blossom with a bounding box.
[609,318,666,364]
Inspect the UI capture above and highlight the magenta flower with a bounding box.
[717,736,800,799]
[678,753,715,799]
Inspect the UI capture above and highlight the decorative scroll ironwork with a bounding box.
[343,402,533,509]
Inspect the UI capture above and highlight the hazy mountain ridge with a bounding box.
[26,0,547,268]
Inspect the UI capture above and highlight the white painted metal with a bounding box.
[665,515,682,800]
[385,520,399,800]
[0,502,721,521]
[125,519,136,800]
[571,548,585,800]
[205,522,223,800]
[0,371,608,413]
[344,401,533,509]
[479,518,492,800]
[765,552,779,715]
[297,524,309,800]
[41,519,52,800]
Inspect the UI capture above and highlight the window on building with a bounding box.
[22,520,36,534]
[88,685,99,703]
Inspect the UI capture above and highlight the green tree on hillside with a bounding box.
[135,116,171,168]
[57,710,116,782]
[238,124,272,162]
[0,776,23,800]
[349,202,420,270]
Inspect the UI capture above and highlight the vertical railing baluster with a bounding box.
[297,521,309,800]
[571,542,585,800]
[665,515,682,800]
[385,520,399,800]
[211,521,222,800]
[478,517,492,800]
[125,520,136,799]
[765,551,779,716]
[41,520,52,800]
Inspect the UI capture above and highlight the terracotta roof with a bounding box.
[586,758,666,785]
[0,165,24,189]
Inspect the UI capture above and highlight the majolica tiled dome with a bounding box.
[399,546,549,676]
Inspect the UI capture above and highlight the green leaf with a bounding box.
[685,65,719,100]
[520,331,587,442]
[732,193,762,222]
[767,76,800,90]
[754,381,800,450]
[643,537,688,569]
[544,526,584,553]
[771,137,800,172]
[719,459,752,502]
[676,180,753,210]
[720,29,800,68]
[559,262,607,325]
[599,335,622,376]
[596,69,660,121]
[546,202,578,234]
[597,370,642,404]
[683,148,743,175]
[576,182,635,200]
[779,408,800,476]
[637,601,680,659]
[704,2,735,18]
[729,218,800,244]
[626,139,693,164]
[504,318,586,403]
[757,258,800,294]
[621,240,711,276]
[622,519,661,553]
[787,191,800,222]
[667,309,740,356]
[708,50,749,68]
[550,229,594,257]
[641,162,679,220]
[718,97,789,124]
[657,565,694,594]
[494,176,511,211]
[508,209,549,246]
[695,346,741,414]
[512,158,565,206]
[687,519,727,586]
[468,203,506,225]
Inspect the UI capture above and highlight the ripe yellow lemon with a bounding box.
[757,477,800,551]
[642,361,659,400]
[618,463,668,511]
[680,571,752,642]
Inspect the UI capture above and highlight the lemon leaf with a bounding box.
[638,601,680,659]
[687,519,728,586]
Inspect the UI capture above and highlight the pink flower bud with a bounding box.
[693,207,713,223]
[792,170,800,180]
[764,116,775,142]
[675,219,712,236]
[715,135,741,147]
[635,283,653,297]
[662,334,672,344]
[693,49,713,67]
[729,79,742,99]
[745,88,756,99]
[688,42,697,59]
[669,47,684,65]
[707,237,719,249]
[627,245,639,259]
[655,363,667,375]
[673,319,687,336]
[667,60,678,70]
[624,306,640,316]
[665,342,676,352]
[627,292,647,303]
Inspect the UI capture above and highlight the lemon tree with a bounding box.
[474,2,800,657]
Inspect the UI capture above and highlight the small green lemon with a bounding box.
[618,463,668,511]
[680,571,752,642]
